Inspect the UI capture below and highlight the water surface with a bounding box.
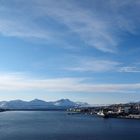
[0,111,140,140]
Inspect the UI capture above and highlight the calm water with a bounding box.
[0,111,140,140]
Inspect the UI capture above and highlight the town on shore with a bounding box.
[67,102,140,120]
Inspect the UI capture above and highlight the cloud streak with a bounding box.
[119,66,140,73]
[0,73,140,93]
[64,57,140,73]
[0,0,139,52]
[65,58,120,72]
[36,0,117,53]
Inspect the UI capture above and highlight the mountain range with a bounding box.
[0,99,89,110]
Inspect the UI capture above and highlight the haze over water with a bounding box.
[0,111,140,140]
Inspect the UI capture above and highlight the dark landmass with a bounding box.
[67,101,140,120]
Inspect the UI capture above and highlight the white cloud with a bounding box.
[33,0,117,53]
[65,56,140,73]
[0,16,51,39]
[65,59,120,72]
[119,66,140,73]
[0,0,139,52]
[0,73,140,93]
[28,0,140,52]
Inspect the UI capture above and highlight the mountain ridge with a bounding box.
[0,99,89,110]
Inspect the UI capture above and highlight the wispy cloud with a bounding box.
[0,20,49,39]
[119,66,140,73]
[65,58,120,72]
[108,0,140,34]
[33,0,118,53]
[0,73,140,93]
[64,56,140,73]
[0,0,139,52]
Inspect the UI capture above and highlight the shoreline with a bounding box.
[1,110,140,120]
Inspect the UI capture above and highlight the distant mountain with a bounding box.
[0,99,89,110]
[53,99,78,107]
[0,100,28,109]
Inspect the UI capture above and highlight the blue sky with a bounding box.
[0,0,140,104]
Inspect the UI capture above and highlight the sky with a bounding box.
[0,0,140,104]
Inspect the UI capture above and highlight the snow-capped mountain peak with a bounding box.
[0,99,89,109]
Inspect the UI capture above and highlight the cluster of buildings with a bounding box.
[96,103,140,119]
[105,103,140,114]
[68,102,140,119]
